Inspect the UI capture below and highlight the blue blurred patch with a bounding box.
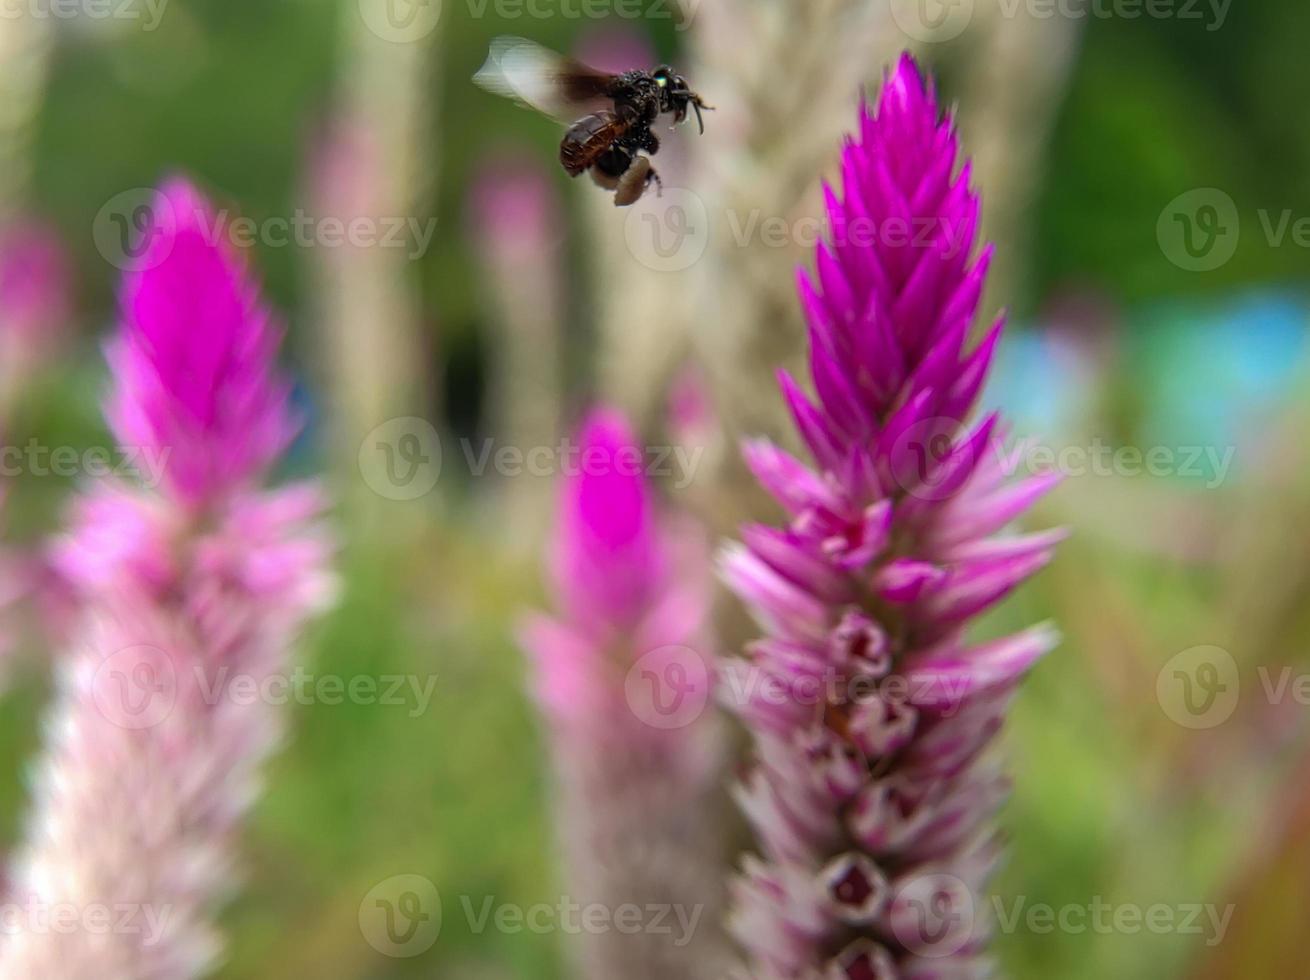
[983,289,1309,480]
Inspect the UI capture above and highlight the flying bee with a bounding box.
[473,36,711,206]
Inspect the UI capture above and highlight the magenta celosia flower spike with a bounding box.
[519,409,728,980]
[106,178,295,507]
[1,180,333,979]
[722,56,1063,979]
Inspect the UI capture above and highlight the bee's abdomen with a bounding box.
[560,112,622,177]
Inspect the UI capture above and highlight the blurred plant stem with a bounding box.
[308,0,436,536]
[1185,743,1310,980]
[0,11,50,217]
[587,140,696,439]
[578,30,690,434]
[678,0,899,536]
[470,157,565,552]
[1215,390,1310,668]
[953,1,1084,315]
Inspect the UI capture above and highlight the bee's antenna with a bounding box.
[693,99,705,134]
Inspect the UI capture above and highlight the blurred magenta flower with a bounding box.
[106,178,295,509]
[722,56,1062,978]
[519,408,728,980]
[1,180,334,979]
[546,410,667,632]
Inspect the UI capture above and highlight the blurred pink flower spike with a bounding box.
[106,178,296,509]
[469,156,563,262]
[0,218,72,406]
[1,178,335,979]
[0,217,71,348]
[723,55,1064,978]
[518,407,728,980]
[574,24,655,74]
[547,409,667,632]
[667,362,717,449]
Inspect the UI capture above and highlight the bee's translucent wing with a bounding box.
[474,36,617,122]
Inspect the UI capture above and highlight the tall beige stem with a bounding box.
[955,2,1084,314]
[0,11,51,218]
[310,1,438,532]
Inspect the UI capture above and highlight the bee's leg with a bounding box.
[639,128,662,155]
[591,146,634,190]
[613,156,662,207]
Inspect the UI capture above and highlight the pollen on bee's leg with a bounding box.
[613,156,654,207]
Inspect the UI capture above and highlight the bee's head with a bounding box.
[653,66,710,134]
